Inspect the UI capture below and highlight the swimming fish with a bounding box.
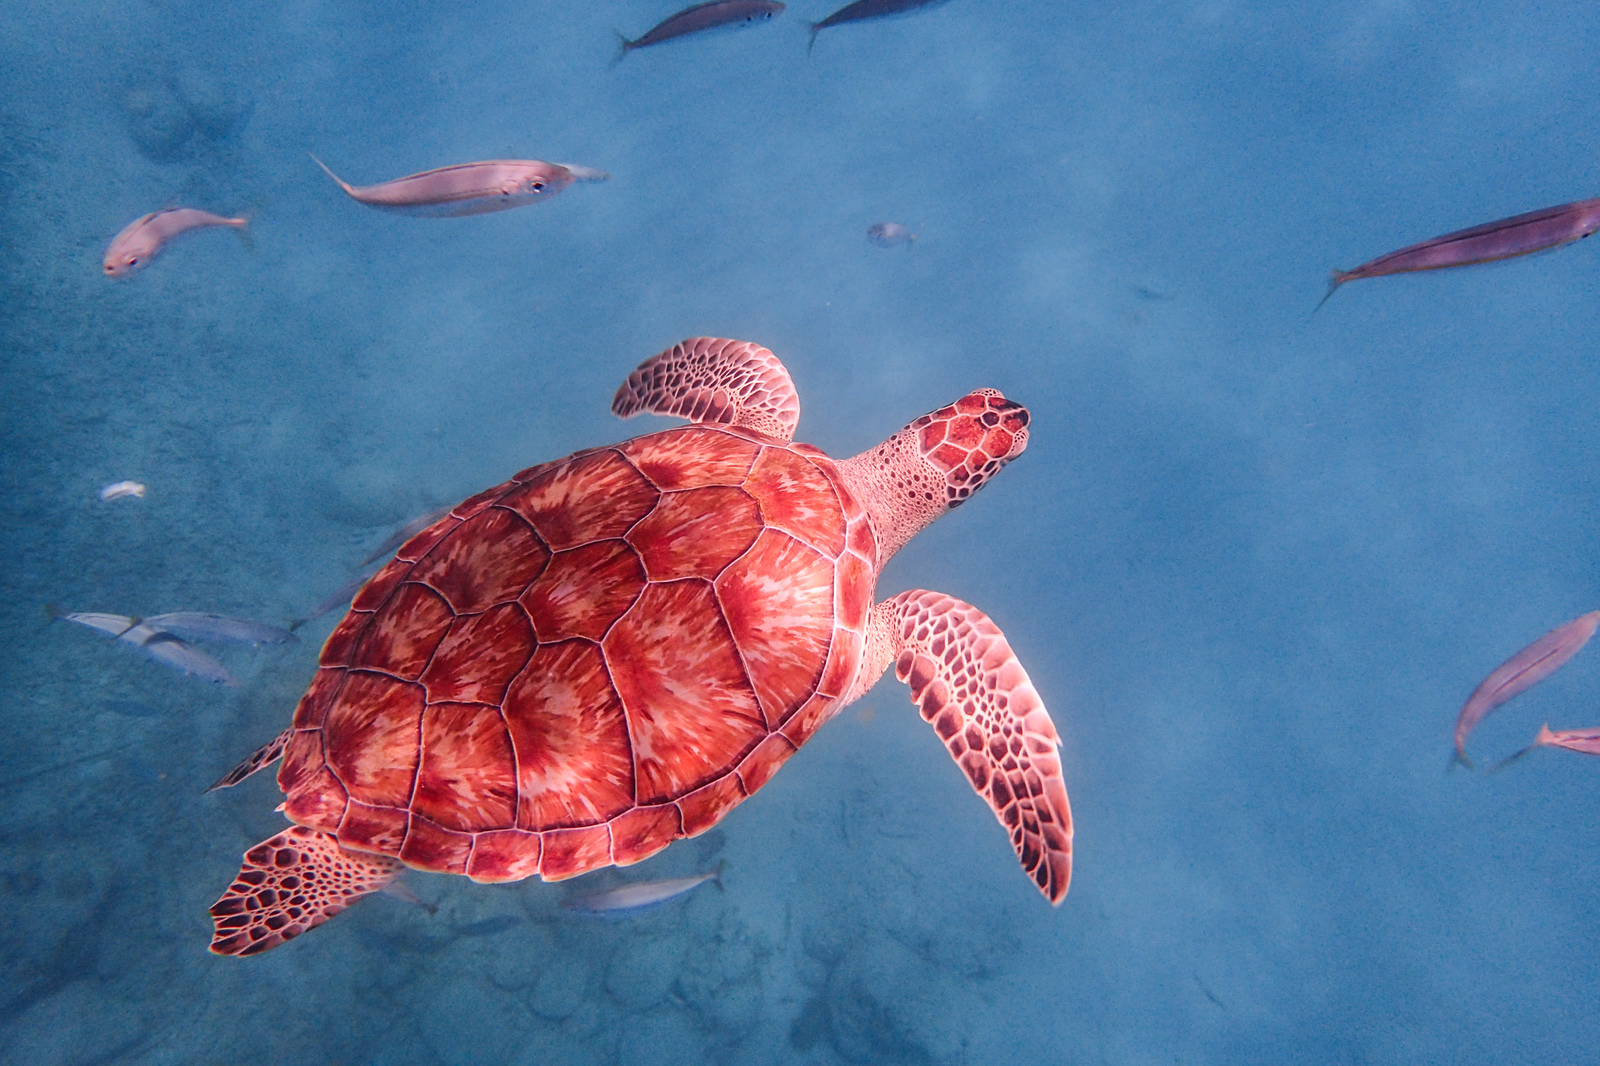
[289,569,377,632]
[49,607,239,686]
[807,0,949,51]
[1490,725,1600,771]
[103,208,246,277]
[867,222,914,247]
[99,481,146,501]
[310,155,606,218]
[560,864,723,915]
[617,1,785,60]
[1320,196,1600,309]
[141,613,297,646]
[359,506,453,567]
[1452,610,1600,768]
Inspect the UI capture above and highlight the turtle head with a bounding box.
[911,389,1030,507]
[837,388,1030,567]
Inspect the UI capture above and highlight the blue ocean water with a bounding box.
[3,0,1599,1061]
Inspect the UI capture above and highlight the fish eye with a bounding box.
[530,180,544,192]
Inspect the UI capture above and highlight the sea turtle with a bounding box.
[207,338,1072,955]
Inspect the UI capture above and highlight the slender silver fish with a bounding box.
[311,155,606,218]
[49,607,238,686]
[617,0,785,61]
[289,569,378,632]
[561,865,723,915]
[808,0,950,51]
[142,613,298,647]
[1320,195,1600,309]
[360,506,453,567]
[99,480,146,501]
[1452,610,1600,768]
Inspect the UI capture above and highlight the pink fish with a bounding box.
[103,208,247,277]
[1453,610,1600,768]
[1320,196,1600,308]
[311,155,607,218]
[1490,725,1600,771]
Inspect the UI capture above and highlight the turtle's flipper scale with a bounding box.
[205,728,292,793]
[209,825,401,956]
[872,590,1072,903]
[611,337,801,442]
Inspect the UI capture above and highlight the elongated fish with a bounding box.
[807,0,949,51]
[49,607,238,686]
[1452,611,1600,768]
[561,865,723,915]
[310,155,606,218]
[360,506,453,567]
[617,0,785,60]
[1320,196,1600,308]
[99,480,146,501]
[289,569,377,632]
[1491,724,1600,771]
[142,613,297,647]
[104,208,246,277]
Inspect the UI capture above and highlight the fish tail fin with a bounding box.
[308,152,358,197]
[612,30,632,68]
[1446,745,1475,773]
[287,617,306,633]
[1488,742,1540,772]
[806,24,819,54]
[713,859,726,892]
[231,211,256,252]
[44,603,65,622]
[1312,270,1347,316]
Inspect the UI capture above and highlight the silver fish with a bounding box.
[289,569,378,632]
[49,607,238,686]
[142,612,298,646]
[561,865,723,915]
[360,506,452,567]
[99,480,146,501]
[867,222,914,247]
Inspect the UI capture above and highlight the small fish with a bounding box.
[617,0,785,60]
[561,864,723,915]
[380,879,438,915]
[104,208,247,277]
[99,481,146,501]
[289,569,378,632]
[867,222,914,247]
[452,915,522,937]
[49,607,239,686]
[142,613,298,647]
[1491,724,1600,771]
[1452,611,1600,768]
[807,0,949,52]
[1320,196,1600,309]
[311,155,604,218]
[359,506,453,567]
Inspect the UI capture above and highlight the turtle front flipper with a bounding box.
[611,337,801,441]
[205,727,291,793]
[209,826,402,956]
[865,590,1072,903]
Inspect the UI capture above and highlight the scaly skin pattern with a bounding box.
[262,420,876,889]
[612,337,801,442]
[211,337,1066,953]
[867,591,1072,903]
[209,826,401,956]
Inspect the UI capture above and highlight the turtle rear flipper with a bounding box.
[210,826,401,956]
[205,728,291,793]
[864,590,1073,904]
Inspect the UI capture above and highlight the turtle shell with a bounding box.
[277,425,880,883]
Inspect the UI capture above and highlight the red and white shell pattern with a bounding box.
[277,424,878,883]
